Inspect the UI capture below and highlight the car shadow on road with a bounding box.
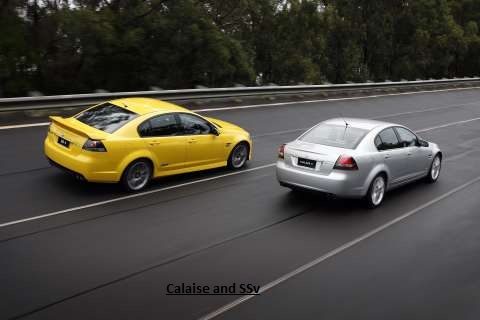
[45,164,252,198]
[285,177,435,217]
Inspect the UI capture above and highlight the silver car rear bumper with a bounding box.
[276,161,367,198]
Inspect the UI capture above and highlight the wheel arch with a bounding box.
[230,140,252,160]
[118,151,156,179]
[364,164,390,196]
[376,171,388,183]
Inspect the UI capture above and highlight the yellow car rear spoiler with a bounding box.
[49,116,107,141]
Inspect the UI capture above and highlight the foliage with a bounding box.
[1,0,480,96]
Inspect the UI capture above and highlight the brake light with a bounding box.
[278,144,286,159]
[334,155,358,170]
[83,139,107,152]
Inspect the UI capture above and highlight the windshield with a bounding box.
[299,124,368,149]
[75,103,138,133]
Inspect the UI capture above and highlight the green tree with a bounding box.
[2,0,480,97]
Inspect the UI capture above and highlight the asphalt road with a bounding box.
[1,88,480,319]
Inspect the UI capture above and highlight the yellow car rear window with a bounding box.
[76,103,138,133]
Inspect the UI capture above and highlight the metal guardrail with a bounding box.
[1,78,480,112]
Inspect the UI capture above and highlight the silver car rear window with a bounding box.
[299,124,368,149]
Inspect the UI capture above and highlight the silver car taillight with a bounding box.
[334,155,358,170]
[278,144,286,159]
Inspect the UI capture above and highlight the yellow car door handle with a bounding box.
[149,140,161,145]
[188,139,197,144]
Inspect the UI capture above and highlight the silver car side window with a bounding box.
[376,128,400,151]
[374,136,382,149]
[395,127,418,147]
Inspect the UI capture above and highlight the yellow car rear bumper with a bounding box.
[44,136,121,182]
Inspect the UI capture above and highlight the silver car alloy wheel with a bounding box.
[431,156,441,181]
[127,162,150,191]
[371,176,386,206]
[231,144,248,168]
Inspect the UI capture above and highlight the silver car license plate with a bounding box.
[298,158,316,168]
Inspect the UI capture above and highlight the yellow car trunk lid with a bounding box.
[49,116,108,148]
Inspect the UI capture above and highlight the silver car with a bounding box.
[276,118,442,207]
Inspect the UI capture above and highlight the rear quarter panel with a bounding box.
[351,152,378,196]
[355,128,393,193]
[102,138,154,181]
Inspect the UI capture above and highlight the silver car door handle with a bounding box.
[384,154,391,159]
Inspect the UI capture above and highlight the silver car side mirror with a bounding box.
[418,139,429,147]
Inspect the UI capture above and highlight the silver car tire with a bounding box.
[121,159,152,192]
[365,175,386,208]
[426,154,442,183]
[227,143,249,169]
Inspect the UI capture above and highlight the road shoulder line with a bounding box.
[198,175,480,320]
[2,116,480,228]
[0,164,275,228]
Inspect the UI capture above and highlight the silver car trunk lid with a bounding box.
[285,140,346,175]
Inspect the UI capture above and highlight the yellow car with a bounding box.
[44,98,253,191]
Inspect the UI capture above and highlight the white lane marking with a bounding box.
[0,122,50,130]
[1,86,480,130]
[372,101,479,119]
[252,128,307,138]
[194,87,480,112]
[198,175,480,320]
[0,164,275,228]
[0,115,478,228]
[417,117,480,133]
[445,150,477,162]
[252,104,480,138]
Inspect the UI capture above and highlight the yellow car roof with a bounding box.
[109,97,190,115]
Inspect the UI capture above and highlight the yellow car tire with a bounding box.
[227,142,249,169]
[121,159,153,192]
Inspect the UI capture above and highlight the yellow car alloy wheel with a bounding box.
[122,159,152,191]
[228,143,249,169]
